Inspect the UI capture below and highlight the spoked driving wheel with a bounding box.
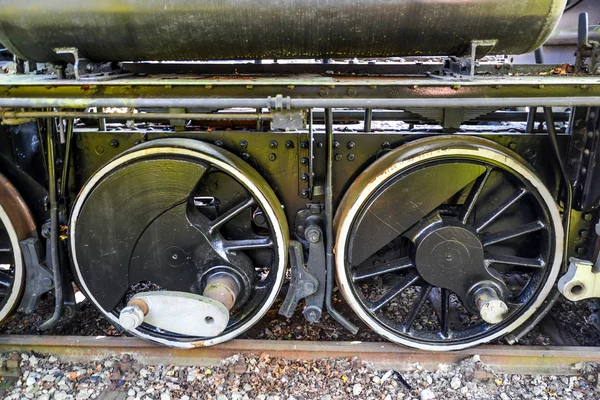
[335,136,563,350]
[0,173,35,322]
[70,139,288,347]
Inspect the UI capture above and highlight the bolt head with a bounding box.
[306,228,321,243]
[269,140,278,149]
[479,299,509,324]
[119,305,145,330]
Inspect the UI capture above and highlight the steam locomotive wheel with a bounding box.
[0,173,35,322]
[70,139,288,348]
[335,136,563,350]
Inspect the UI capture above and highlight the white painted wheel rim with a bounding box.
[70,140,288,348]
[335,138,564,351]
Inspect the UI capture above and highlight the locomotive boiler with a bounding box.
[0,0,599,351]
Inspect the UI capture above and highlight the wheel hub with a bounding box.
[412,217,507,312]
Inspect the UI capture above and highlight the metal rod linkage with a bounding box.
[324,108,359,334]
[39,117,63,331]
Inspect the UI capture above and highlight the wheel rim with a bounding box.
[335,136,563,351]
[70,139,288,348]
[0,174,32,323]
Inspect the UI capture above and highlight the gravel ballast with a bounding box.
[1,352,598,400]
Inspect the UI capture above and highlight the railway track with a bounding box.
[0,335,598,376]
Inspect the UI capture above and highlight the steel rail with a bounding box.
[0,336,598,376]
[0,97,600,109]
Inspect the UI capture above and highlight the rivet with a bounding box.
[268,153,277,161]
[347,154,355,161]
[334,154,343,161]
[110,140,119,148]
[269,140,278,149]
[285,140,294,149]
[347,141,356,149]
[239,140,248,149]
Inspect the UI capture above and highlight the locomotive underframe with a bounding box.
[1,62,600,348]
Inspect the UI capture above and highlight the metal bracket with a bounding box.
[279,241,319,318]
[17,237,54,314]
[575,13,600,74]
[442,40,497,80]
[271,109,306,130]
[558,257,600,301]
[303,223,326,322]
[54,47,121,80]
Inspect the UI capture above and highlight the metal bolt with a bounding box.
[305,227,321,243]
[285,140,294,149]
[346,87,357,97]
[334,154,343,161]
[304,308,319,323]
[241,152,250,160]
[269,140,278,149]
[239,140,248,149]
[110,139,119,148]
[300,141,309,149]
[318,88,329,98]
[317,142,324,148]
[347,154,355,162]
[268,153,277,161]
[333,141,340,149]
[508,142,517,151]
[576,246,587,256]
[301,190,309,198]
[304,282,316,293]
[583,213,593,221]
[579,229,590,239]
[472,287,508,324]
[301,173,309,181]
[381,141,390,150]
[214,140,223,147]
[301,157,309,165]
[347,141,355,149]
[134,140,142,145]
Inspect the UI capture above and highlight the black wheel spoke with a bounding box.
[460,167,493,224]
[223,237,273,251]
[353,257,414,282]
[482,221,545,246]
[368,271,420,313]
[474,188,527,233]
[485,254,545,269]
[440,288,451,337]
[0,270,12,287]
[402,285,432,332]
[209,197,256,234]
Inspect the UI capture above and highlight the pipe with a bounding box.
[543,107,571,273]
[39,117,64,331]
[526,107,537,133]
[1,97,600,110]
[2,111,272,121]
[60,118,73,200]
[363,108,373,132]
[324,108,359,334]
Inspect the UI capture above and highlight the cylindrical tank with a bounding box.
[0,0,566,63]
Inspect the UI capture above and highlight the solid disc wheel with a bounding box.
[335,136,563,351]
[70,139,288,348]
[0,173,34,322]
